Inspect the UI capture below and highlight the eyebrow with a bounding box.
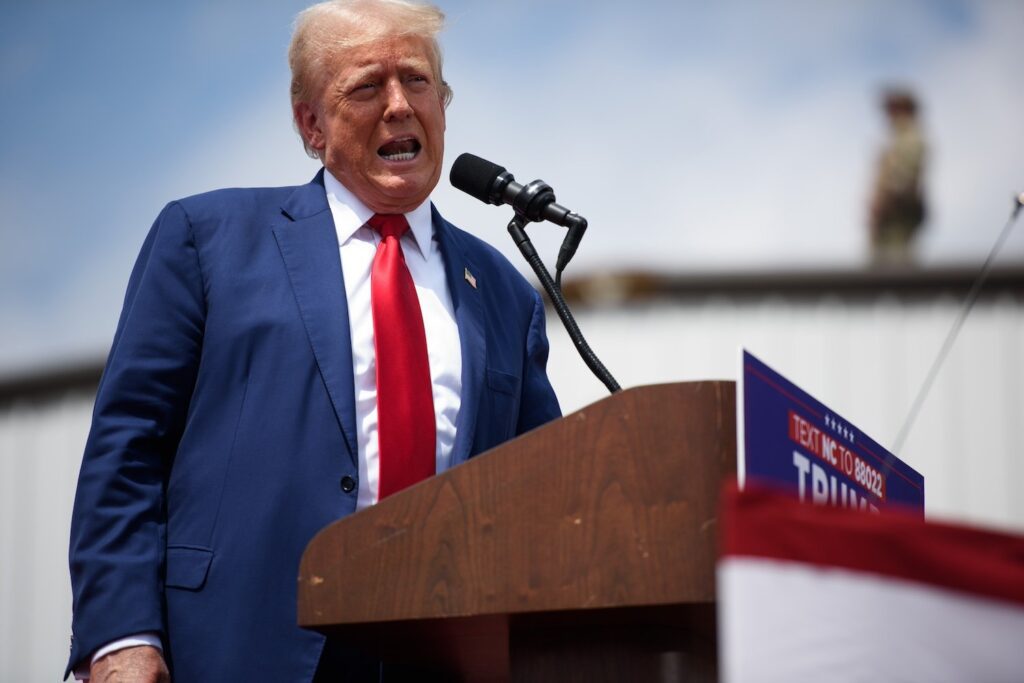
[346,56,433,78]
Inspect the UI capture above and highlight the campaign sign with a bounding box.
[738,349,924,514]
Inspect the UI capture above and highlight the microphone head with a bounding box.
[450,153,506,204]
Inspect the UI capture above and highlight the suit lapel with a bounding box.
[433,206,485,467]
[271,192,485,470]
[272,172,359,465]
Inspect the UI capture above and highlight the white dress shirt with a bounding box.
[324,169,462,509]
[76,172,462,676]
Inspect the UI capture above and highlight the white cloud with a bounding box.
[915,2,1024,259]
[436,1,1024,272]
[3,0,1023,373]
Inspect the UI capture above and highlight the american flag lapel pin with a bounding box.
[464,267,477,289]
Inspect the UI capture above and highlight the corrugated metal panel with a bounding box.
[545,297,1024,530]
[0,393,91,682]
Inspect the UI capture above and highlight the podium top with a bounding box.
[298,381,737,628]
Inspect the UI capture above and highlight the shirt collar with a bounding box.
[323,168,434,261]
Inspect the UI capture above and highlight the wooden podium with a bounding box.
[298,382,736,682]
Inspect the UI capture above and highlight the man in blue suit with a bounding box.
[66,1,560,680]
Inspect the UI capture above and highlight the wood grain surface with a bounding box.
[298,381,736,680]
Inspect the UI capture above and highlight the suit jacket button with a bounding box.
[340,475,356,493]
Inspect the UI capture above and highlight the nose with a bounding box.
[382,79,413,121]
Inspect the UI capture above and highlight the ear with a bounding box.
[293,102,325,153]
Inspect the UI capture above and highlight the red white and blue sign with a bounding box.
[737,349,924,513]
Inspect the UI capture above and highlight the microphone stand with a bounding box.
[506,214,621,394]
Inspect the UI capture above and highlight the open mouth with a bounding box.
[378,137,421,162]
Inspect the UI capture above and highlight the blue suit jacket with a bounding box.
[67,171,560,680]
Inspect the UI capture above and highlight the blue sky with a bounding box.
[2,0,1022,374]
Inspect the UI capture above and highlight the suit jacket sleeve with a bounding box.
[67,201,205,675]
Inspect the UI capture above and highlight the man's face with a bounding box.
[298,34,446,214]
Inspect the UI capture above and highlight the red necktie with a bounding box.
[368,213,436,499]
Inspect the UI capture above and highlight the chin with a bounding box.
[378,176,433,203]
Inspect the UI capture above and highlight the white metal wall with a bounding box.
[1,393,92,683]
[1,296,1021,680]
[546,296,1024,530]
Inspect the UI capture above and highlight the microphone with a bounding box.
[450,152,588,273]
[449,153,619,393]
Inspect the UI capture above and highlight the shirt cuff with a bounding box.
[73,633,163,680]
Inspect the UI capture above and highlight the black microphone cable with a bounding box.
[890,192,1024,458]
[506,214,621,394]
[450,153,620,393]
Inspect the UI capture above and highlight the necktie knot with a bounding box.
[368,213,410,240]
